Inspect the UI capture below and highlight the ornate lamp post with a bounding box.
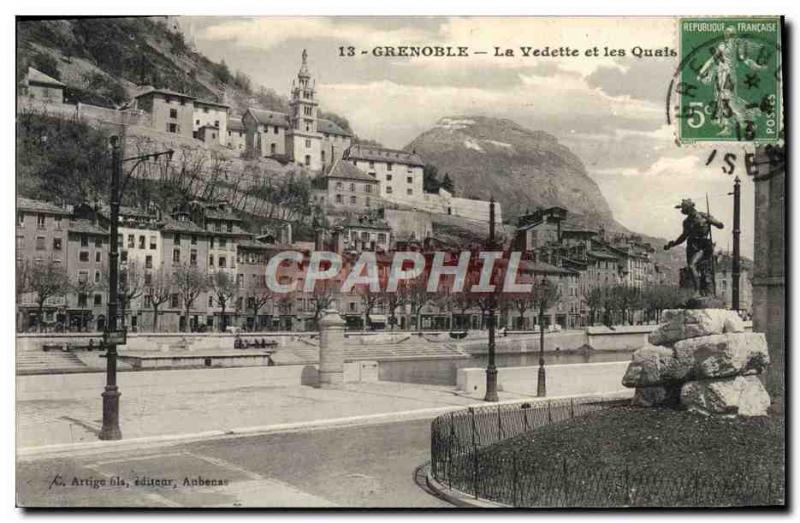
[536,277,547,397]
[99,135,173,441]
[484,197,499,402]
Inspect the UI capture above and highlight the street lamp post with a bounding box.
[731,176,741,311]
[536,278,547,397]
[484,197,499,402]
[99,135,172,441]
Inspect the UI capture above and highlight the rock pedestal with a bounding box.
[622,309,770,417]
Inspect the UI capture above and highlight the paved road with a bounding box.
[17,419,451,508]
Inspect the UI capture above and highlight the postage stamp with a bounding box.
[673,17,783,145]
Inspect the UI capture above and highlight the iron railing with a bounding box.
[430,398,784,507]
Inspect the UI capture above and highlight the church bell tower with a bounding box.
[287,50,322,170]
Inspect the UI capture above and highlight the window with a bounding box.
[270,143,276,155]
[196,119,200,125]
[365,184,372,193]
[95,251,101,263]
[144,295,152,307]
[274,126,279,134]
[191,235,197,245]
[219,238,227,248]
[54,216,62,230]
[127,235,135,248]
[386,174,392,181]
[214,223,221,232]
[369,161,375,168]
[350,183,355,192]
[168,123,178,133]
[175,233,182,245]
[78,294,87,307]
[214,120,219,127]
[208,295,214,307]
[407,188,413,195]
[209,255,214,267]
[350,195,357,205]
[139,235,146,249]
[305,139,311,148]
[79,251,89,262]
[335,181,343,190]
[305,155,311,166]
[77,271,88,284]
[190,249,197,266]
[81,235,89,248]
[378,233,387,243]
[37,214,46,229]
[365,197,371,208]
[387,162,393,171]
[169,109,177,118]
[36,236,46,250]
[145,255,153,269]
[335,194,343,204]
[407,176,413,183]
[121,251,128,262]
[95,237,102,248]
[172,249,180,263]
[150,236,157,249]
[17,212,24,227]
[386,187,393,194]
[94,294,102,306]
[219,256,227,268]
[171,294,179,308]
[237,274,244,287]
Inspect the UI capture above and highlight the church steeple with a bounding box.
[289,49,318,134]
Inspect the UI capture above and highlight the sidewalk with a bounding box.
[17,367,560,453]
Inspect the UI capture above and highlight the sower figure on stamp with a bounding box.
[664,198,724,296]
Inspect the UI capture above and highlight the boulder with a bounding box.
[632,385,681,407]
[673,332,769,379]
[648,309,745,346]
[622,345,692,387]
[680,376,769,417]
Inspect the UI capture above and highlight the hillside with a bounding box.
[15,16,353,131]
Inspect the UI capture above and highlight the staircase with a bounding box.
[17,350,88,375]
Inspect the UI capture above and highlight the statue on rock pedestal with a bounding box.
[664,198,724,300]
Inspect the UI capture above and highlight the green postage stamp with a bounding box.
[676,17,783,144]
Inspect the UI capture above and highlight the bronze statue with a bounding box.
[664,198,724,296]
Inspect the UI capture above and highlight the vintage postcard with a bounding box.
[14,15,785,508]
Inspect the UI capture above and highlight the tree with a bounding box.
[423,164,441,193]
[308,280,337,326]
[440,173,455,193]
[357,286,381,330]
[209,270,238,332]
[143,268,171,332]
[586,287,606,326]
[117,261,144,329]
[406,275,432,331]
[245,286,273,331]
[381,282,408,331]
[532,276,561,334]
[172,263,207,332]
[511,293,536,330]
[27,261,70,331]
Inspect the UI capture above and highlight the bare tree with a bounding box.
[117,260,144,329]
[143,268,172,332]
[245,286,273,331]
[406,275,432,332]
[209,270,238,332]
[27,260,70,331]
[172,262,207,332]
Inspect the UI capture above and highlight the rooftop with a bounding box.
[134,86,196,100]
[318,118,352,137]
[27,67,65,88]
[67,220,108,236]
[247,108,290,127]
[326,159,380,182]
[17,197,71,215]
[345,145,425,167]
[194,98,230,109]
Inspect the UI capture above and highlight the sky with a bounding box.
[184,16,757,258]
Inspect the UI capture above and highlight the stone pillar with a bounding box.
[751,147,785,401]
[318,309,346,388]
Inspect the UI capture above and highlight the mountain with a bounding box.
[405,116,687,278]
[406,116,620,229]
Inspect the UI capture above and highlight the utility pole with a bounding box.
[731,176,741,310]
[99,135,123,441]
[484,196,498,402]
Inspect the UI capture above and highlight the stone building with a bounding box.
[132,87,196,138]
[315,158,380,211]
[227,117,246,151]
[193,99,229,145]
[22,67,65,103]
[243,108,289,159]
[345,145,425,202]
[714,251,753,314]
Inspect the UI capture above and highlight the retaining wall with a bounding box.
[456,361,630,398]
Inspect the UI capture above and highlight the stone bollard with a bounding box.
[318,309,346,388]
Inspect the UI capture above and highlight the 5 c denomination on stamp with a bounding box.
[669,17,783,145]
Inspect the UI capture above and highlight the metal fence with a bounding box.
[430,399,784,507]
